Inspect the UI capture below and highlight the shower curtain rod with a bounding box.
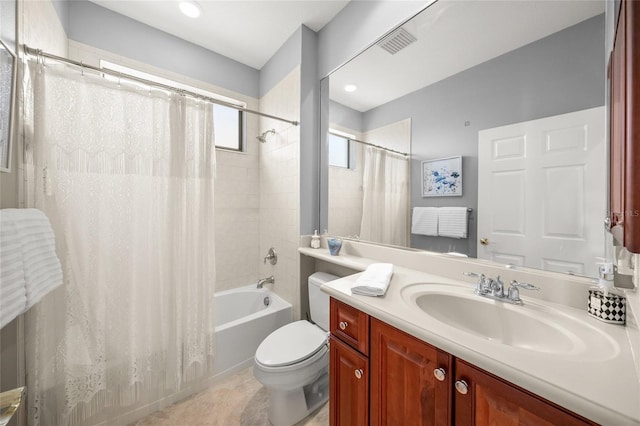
[24,45,300,127]
[330,132,409,157]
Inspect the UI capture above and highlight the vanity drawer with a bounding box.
[330,298,369,355]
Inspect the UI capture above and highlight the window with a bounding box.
[100,60,245,151]
[328,130,356,169]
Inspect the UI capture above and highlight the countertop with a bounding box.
[300,246,640,425]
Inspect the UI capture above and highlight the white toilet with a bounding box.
[253,272,338,426]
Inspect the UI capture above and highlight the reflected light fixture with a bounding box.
[344,84,358,92]
[179,0,202,18]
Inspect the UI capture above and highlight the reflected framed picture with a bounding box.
[421,155,462,197]
[0,39,17,172]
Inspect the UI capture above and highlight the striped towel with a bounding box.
[438,207,468,239]
[0,217,27,329]
[1,209,62,316]
[411,207,438,236]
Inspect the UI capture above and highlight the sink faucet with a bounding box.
[257,276,275,289]
[464,272,539,304]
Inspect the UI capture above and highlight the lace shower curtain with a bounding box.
[22,59,216,425]
[359,147,409,246]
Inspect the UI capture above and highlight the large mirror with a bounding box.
[321,0,607,278]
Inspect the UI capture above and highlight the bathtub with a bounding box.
[213,284,292,378]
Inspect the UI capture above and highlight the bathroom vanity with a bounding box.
[330,297,595,425]
[299,241,640,425]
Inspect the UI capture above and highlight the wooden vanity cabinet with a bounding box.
[329,298,597,425]
[330,298,370,426]
[609,0,640,253]
[370,318,452,426]
[453,359,597,426]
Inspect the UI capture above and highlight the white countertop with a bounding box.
[300,246,640,425]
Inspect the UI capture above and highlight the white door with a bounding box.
[477,107,605,277]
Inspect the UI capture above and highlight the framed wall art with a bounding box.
[421,156,462,197]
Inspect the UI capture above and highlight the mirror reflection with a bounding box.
[324,0,607,278]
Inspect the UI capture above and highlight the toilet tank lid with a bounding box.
[309,272,339,287]
[255,320,327,367]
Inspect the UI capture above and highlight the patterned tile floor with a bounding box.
[133,367,329,426]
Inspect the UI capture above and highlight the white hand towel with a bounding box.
[351,263,394,297]
[411,207,438,236]
[0,217,27,329]
[1,209,63,311]
[438,207,468,239]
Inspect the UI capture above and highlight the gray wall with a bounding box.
[329,100,363,133]
[300,26,319,235]
[68,1,260,98]
[259,27,301,97]
[51,0,69,35]
[360,14,605,256]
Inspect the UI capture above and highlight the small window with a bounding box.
[100,60,245,152]
[328,131,356,169]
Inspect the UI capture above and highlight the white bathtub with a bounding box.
[213,285,292,378]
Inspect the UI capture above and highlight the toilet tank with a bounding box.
[308,272,339,331]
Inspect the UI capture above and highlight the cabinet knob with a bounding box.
[339,321,348,330]
[455,380,469,395]
[354,369,363,379]
[433,368,446,382]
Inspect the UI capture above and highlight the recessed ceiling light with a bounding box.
[344,84,358,92]
[179,0,202,18]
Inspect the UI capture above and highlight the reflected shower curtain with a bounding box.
[359,147,409,246]
[23,59,216,425]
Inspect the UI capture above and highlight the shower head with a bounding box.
[257,129,276,143]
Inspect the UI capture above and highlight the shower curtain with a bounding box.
[22,59,216,425]
[359,146,409,246]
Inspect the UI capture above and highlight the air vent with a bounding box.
[376,27,417,55]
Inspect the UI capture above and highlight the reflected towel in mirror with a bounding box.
[411,207,438,236]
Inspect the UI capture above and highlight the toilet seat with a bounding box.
[255,320,328,369]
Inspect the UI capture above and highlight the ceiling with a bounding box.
[88,0,350,69]
[330,0,605,112]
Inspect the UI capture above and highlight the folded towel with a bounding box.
[411,207,438,236]
[1,209,63,314]
[351,263,394,297]
[0,217,27,329]
[438,207,468,239]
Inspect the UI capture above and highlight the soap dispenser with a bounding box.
[588,260,626,324]
[310,230,321,249]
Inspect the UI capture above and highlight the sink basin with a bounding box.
[401,284,619,360]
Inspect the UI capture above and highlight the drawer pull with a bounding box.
[354,369,363,379]
[455,380,469,395]
[433,368,446,382]
[339,321,348,330]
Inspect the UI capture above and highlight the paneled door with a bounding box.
[477,107,605,277]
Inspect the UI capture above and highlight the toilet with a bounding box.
[253,272,338,426]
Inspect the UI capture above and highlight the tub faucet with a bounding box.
[257,276,275,288]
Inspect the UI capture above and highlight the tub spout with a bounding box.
[257,276,275,288]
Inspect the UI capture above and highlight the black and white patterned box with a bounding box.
[587,289,626,325]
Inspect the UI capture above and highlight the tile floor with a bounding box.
[133,367,329,426]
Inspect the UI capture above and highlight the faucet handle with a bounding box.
[509,280,539,291]
[508,280,539,303]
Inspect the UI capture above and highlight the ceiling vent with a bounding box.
[376,27,417,55]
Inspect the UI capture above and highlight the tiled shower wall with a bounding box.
[259,66,302,320]
[68,41,262,292]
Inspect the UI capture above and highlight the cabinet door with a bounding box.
[370,318,452,426]
[454,359,596,426]
[330,336,369,426]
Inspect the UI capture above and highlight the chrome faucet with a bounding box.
[257,276,275,289]
[463,272,539,305]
